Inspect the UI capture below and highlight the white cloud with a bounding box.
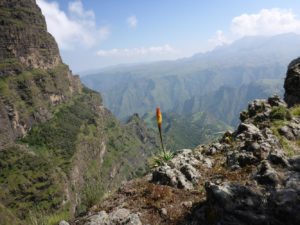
[231,8,300,37]
[99,26,110,41]
[37,0,110,50]
[208,30,229,47]
[68,0,94,19]
[97,44,175,57]
[208,8,300,49]
[127,15,138,28]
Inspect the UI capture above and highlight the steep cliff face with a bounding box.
[0,0,82,149]
[72,59,300,225]
[0,0,61,72]
[0,1,158,224]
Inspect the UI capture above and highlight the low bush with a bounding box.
[270,106,291,121]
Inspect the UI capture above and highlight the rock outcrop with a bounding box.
[82,208,142,225]
[284,57,300,107]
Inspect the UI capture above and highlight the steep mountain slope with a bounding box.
[0,1,158,224]
[72,58,300,225]
[82,34,298,125]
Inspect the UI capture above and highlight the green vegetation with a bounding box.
[290,105,300,117]
[0,147,64,220]
[149,151,174,168]
[1,82,158,223]
[0,63,75,127]
[0,204,23,225]
[270,106,292,121]
[22,93,99,171]
[270,107,299,157]
[27,207,70,225]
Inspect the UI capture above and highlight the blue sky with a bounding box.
[37,0,300,73]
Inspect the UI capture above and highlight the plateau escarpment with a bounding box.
[0,0,81,149]
[71,58,300,225]
[0,1,158,224]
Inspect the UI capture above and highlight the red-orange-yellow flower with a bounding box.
[156,107,165,153]
[156,107,162,128]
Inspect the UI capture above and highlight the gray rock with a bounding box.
[285,172,300,190]
[151,149,202,189]
[270,188,300,224]
[126,213,142,225]
[159,208,168,216]
[180,164,200,183]
[268,150,290,167]
[110,208,131,224]
[268,95,287,107]
[206,146,217,155]
[181,201,193,208]
[246,142,260,152]
[253,141,271,160]
[170,149,200,168]
[85,211,110,225]
[236,123,262,141]
[59,221,70,225]
[279,125,295,140]
[84,209,143,225]
[205,182,264,211]
[205,143,223,155]
[284,57,300,107]
[255,160,281,186]
[227,150,257,168]
[289,156,300,171]
[152,165,193,190]
[202,157,213,168]
[248,99,268,117]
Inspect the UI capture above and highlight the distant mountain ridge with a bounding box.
[82,33,299,127]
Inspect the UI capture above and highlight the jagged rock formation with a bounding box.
[72,58,300,225]
[0,1,159,224]
[284,57,300,107]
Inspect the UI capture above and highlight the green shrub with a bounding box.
[290,105,300,117]
[270,106,291,121]
[149,150,174,168]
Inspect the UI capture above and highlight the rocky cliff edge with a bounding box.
[70,58,300,225]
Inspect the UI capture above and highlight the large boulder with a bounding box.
[284,57,300,107]
[151,149,203,190]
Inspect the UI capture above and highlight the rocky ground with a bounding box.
[63,58,300,225]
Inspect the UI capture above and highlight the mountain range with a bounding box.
[82,33,300,127]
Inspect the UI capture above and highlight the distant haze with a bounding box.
[82,34,300,126]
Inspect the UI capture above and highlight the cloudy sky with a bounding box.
[37,0,300,73]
